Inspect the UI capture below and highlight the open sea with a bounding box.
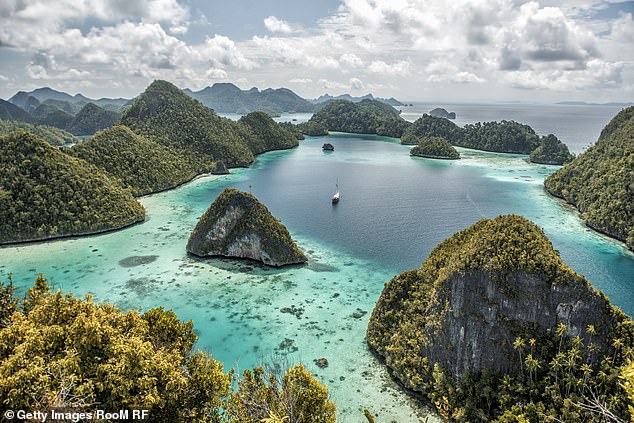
[1,103,632,421]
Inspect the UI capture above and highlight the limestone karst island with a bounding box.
[0,1,633,422]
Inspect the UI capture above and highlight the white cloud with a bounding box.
[368,60,411,76]
[0,0,631,100]
[340,53,363,68]
[610,12,634,43]
[349,77,365,89]
[264,16,293,34]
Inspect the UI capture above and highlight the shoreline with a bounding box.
[0,143,300,247]
[544,187,633,254]
[410,153,459,160]
[0,216,145,248]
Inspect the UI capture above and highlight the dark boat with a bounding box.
[323,143,334,151]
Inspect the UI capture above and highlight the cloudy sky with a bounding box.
[0,0,633,102]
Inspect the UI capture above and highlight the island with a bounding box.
[429,107,456,119]
[400,114,463,145]
[0,131,145,244]
[2,92,120,136]
[367,214,633,420]
[529,133,574,165]
[409,136,459,159]
[401,115,575,159]
[185,83,316,114]
[187,188,307,267]
[297,120,328,136]
[545,106,634,251]
[459,120,540,153]
[68,125,212,196]
[237,111,298,154]
[307,99,410,138]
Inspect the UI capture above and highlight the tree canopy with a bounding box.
[308,99,409,137]
[545,106,634,250]
[0,276,336,422]
[0,131,144,244]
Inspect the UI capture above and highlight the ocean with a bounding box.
[1,104,632,421]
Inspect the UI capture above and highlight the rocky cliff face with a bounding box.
[187,188,307,267]
[367,215,623,389]
[419,269,612,378]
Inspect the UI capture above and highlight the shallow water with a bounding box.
[1,134,632,421]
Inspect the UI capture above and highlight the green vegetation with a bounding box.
[402,116,573,158]
[66,103,120,136]
[68,126,212,196]
[308,99,409,137]
[545,107,634,250]
[237,111,299,154]
[529,134,574,165]
[0,99,33,122]
[278,121,305,140]
[459,120,540,153]
[0,276,336,421]
[31,103,74,129]
[367,214,634,421]
[0,118,77,146]
[120,80,255,167]
[41,98,84,114]
[429,107,456,119]
[187,188,307,266]
[0,131,144,244]
[400,114,463,145]
[227,364,336,422]
[410,136,460,159]
[297,120,328,136]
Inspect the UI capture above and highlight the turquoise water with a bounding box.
[1,134,633,421]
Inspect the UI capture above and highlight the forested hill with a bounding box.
[307,99,410,137]
[0,131,144,244]
[545,106,634,250]
[120,80,256,167]
[68,126,211,196]
[120,80,298,168]
[402,114,573,163]
[0,119,77,146]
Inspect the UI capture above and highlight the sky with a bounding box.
[0,0,633,102]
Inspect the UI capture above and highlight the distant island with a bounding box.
[1,90,120,136]
[3,84,405,133]
[368,214,634,421]
[545,106,634,251]
[529,134,574,165]
[307,98,409,137]
[410,135,459,159]
[428,107,456,119]
[401,114,573,164]
[312,93,404,107]
[187,188,307,267]
[557,101,634,107]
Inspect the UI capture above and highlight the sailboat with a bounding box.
[332,179,340,204]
